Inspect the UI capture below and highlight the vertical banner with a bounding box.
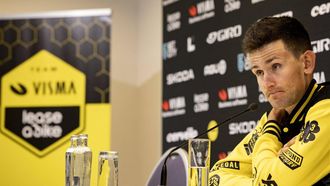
[0,9,111,186]
[162,0,330,165]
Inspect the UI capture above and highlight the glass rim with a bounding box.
[188,138,210,142]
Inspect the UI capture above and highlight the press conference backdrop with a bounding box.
[162,0,330,165]
[0,9,111,186]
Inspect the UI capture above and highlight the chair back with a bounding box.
[146,147,188,186]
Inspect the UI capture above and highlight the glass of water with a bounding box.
[188,138,210,186]
[97,151,119,186]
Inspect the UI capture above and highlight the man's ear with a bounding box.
[302,50,316,74]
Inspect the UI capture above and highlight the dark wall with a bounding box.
[162,0,330,165]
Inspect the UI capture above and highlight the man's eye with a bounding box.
[272,63,281,70]
[255,70,263,76]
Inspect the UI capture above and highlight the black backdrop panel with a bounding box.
[162,0,330,165]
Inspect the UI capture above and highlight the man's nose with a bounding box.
[262,72,275,88]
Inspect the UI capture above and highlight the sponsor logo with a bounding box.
[218,85,248,109]
[194,93,209,113]
[0,50,85,157]
[162,96,186,118]
[166,127,198,143]
[163,40,177,60]
[258,86,268,103]
[163,0,179,6]
[166,11,181,32]
[219,161,240,170]
[299,120,320,144]
[314,71,326,83]
[311,38,330,53]
[251,0,265,4]
[21,110,63,138]
[204,59,227,76]
[218,151,228,160]
[224,0,241,13]
[10,83,28,95]
[166,69,195,85]
[237,53,250,72]
[207,120,219,141]
[244,129,260,155]
[187,36,196,52]
[311,2,330,17]
[209,175,220,186]
[261,174,278,186]
[229,120,257,135]
[279,148,303,170]
[188,0,215,24]
[206,25,242,44]
[273,10,293,17]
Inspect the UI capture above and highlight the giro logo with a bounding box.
[10,83,27,95]
[188,0,215,24]
[0,50,85,157]
[218,85,248,109]
[206,25,242,44]
[311,38,330,53]
[311,2,330,17]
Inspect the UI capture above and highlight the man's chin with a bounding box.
[269,102,287,110]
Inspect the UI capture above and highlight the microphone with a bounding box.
[160,103,258,186]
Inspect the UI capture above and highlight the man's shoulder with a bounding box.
[315,81,330,101]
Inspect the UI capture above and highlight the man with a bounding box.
[209,16,330,186]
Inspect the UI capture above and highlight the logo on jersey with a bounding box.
[299,120,320,143]
[261,174,278,186]
[279,148,303,170]
[209,174,220,186]
[244,128,260,155]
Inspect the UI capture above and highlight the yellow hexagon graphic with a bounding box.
[0,50,86,157]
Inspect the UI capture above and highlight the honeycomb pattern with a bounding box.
[0,15,111,103]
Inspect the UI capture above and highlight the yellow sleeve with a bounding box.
[252,100,330,185]
[209,114,268,186]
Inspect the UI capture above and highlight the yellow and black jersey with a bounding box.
[209,79,330,186]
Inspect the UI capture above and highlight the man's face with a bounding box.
[247,40,309,111]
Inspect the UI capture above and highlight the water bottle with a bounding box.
[66,134,92,186]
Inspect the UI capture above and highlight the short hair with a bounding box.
[242,16,312,58]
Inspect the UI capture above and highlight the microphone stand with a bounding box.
[160,103,258,186]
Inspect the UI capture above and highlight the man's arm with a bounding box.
[209,114,268,186]
[252,100,330,185]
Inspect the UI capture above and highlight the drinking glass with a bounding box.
[97,151,118,186]
[188,138,210,186]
